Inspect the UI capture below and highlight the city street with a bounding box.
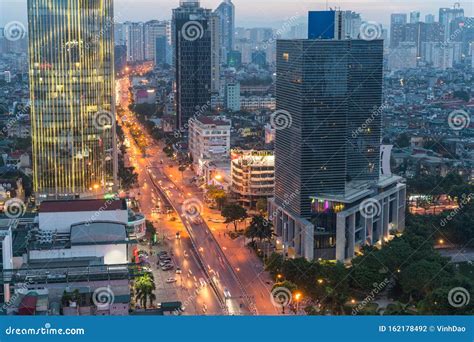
[119,76,223,315]
[117,74,278,315]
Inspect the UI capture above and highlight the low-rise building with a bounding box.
[231,150,274,209]
[188,116,231,176]
[0,198,145,315]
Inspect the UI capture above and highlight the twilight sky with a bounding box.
[1,0,472,28]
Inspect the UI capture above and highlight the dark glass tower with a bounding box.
[172,0,212,129]
[27,0,117,200]
[274,39,383,219]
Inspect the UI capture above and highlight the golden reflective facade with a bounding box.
[27,0,117,199]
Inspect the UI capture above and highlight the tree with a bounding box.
[207,186,227,210]
[244,215,273,243]
[178,165,186,180]
[272,280,297,314]
[221,203,247,231]
[383,301,415,315]
[395,133,410,148]
[256,198,267,213]
[399,260,448,299]
[265,252,284,276]
[134,273,156,309]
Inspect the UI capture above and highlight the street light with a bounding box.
[294,292,302,314]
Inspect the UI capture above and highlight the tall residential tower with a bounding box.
[27,0,117,200]
[214,0,235,64]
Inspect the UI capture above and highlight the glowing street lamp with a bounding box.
[294,292,302,314]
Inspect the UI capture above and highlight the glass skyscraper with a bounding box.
[214,0,235,64]
[172,0,212,129]
[269,37,406,261]
[27,0,117,200]
[274,39,383,219]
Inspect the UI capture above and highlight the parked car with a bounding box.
[166,277,177,283]
[161,264,174,271]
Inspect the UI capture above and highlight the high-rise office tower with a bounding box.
[209,14,221,93]
[27,0,117,200]
[173,0,212,129]
[390,13,407,48]
[114,22,126,46]
[214,0,235,64]
[308,10,362,40]
[409,11,421,24]
[269,32,406,261]
[439,5,464,40]
[144,20,168,62]
[155,36,168,66]
[124,21,145,62]
[425,14,435,24]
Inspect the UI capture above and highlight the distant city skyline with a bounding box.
[1,0,473,28]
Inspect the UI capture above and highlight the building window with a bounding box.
[282,52,289,61]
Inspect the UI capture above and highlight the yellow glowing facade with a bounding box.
[27,0,117,199]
